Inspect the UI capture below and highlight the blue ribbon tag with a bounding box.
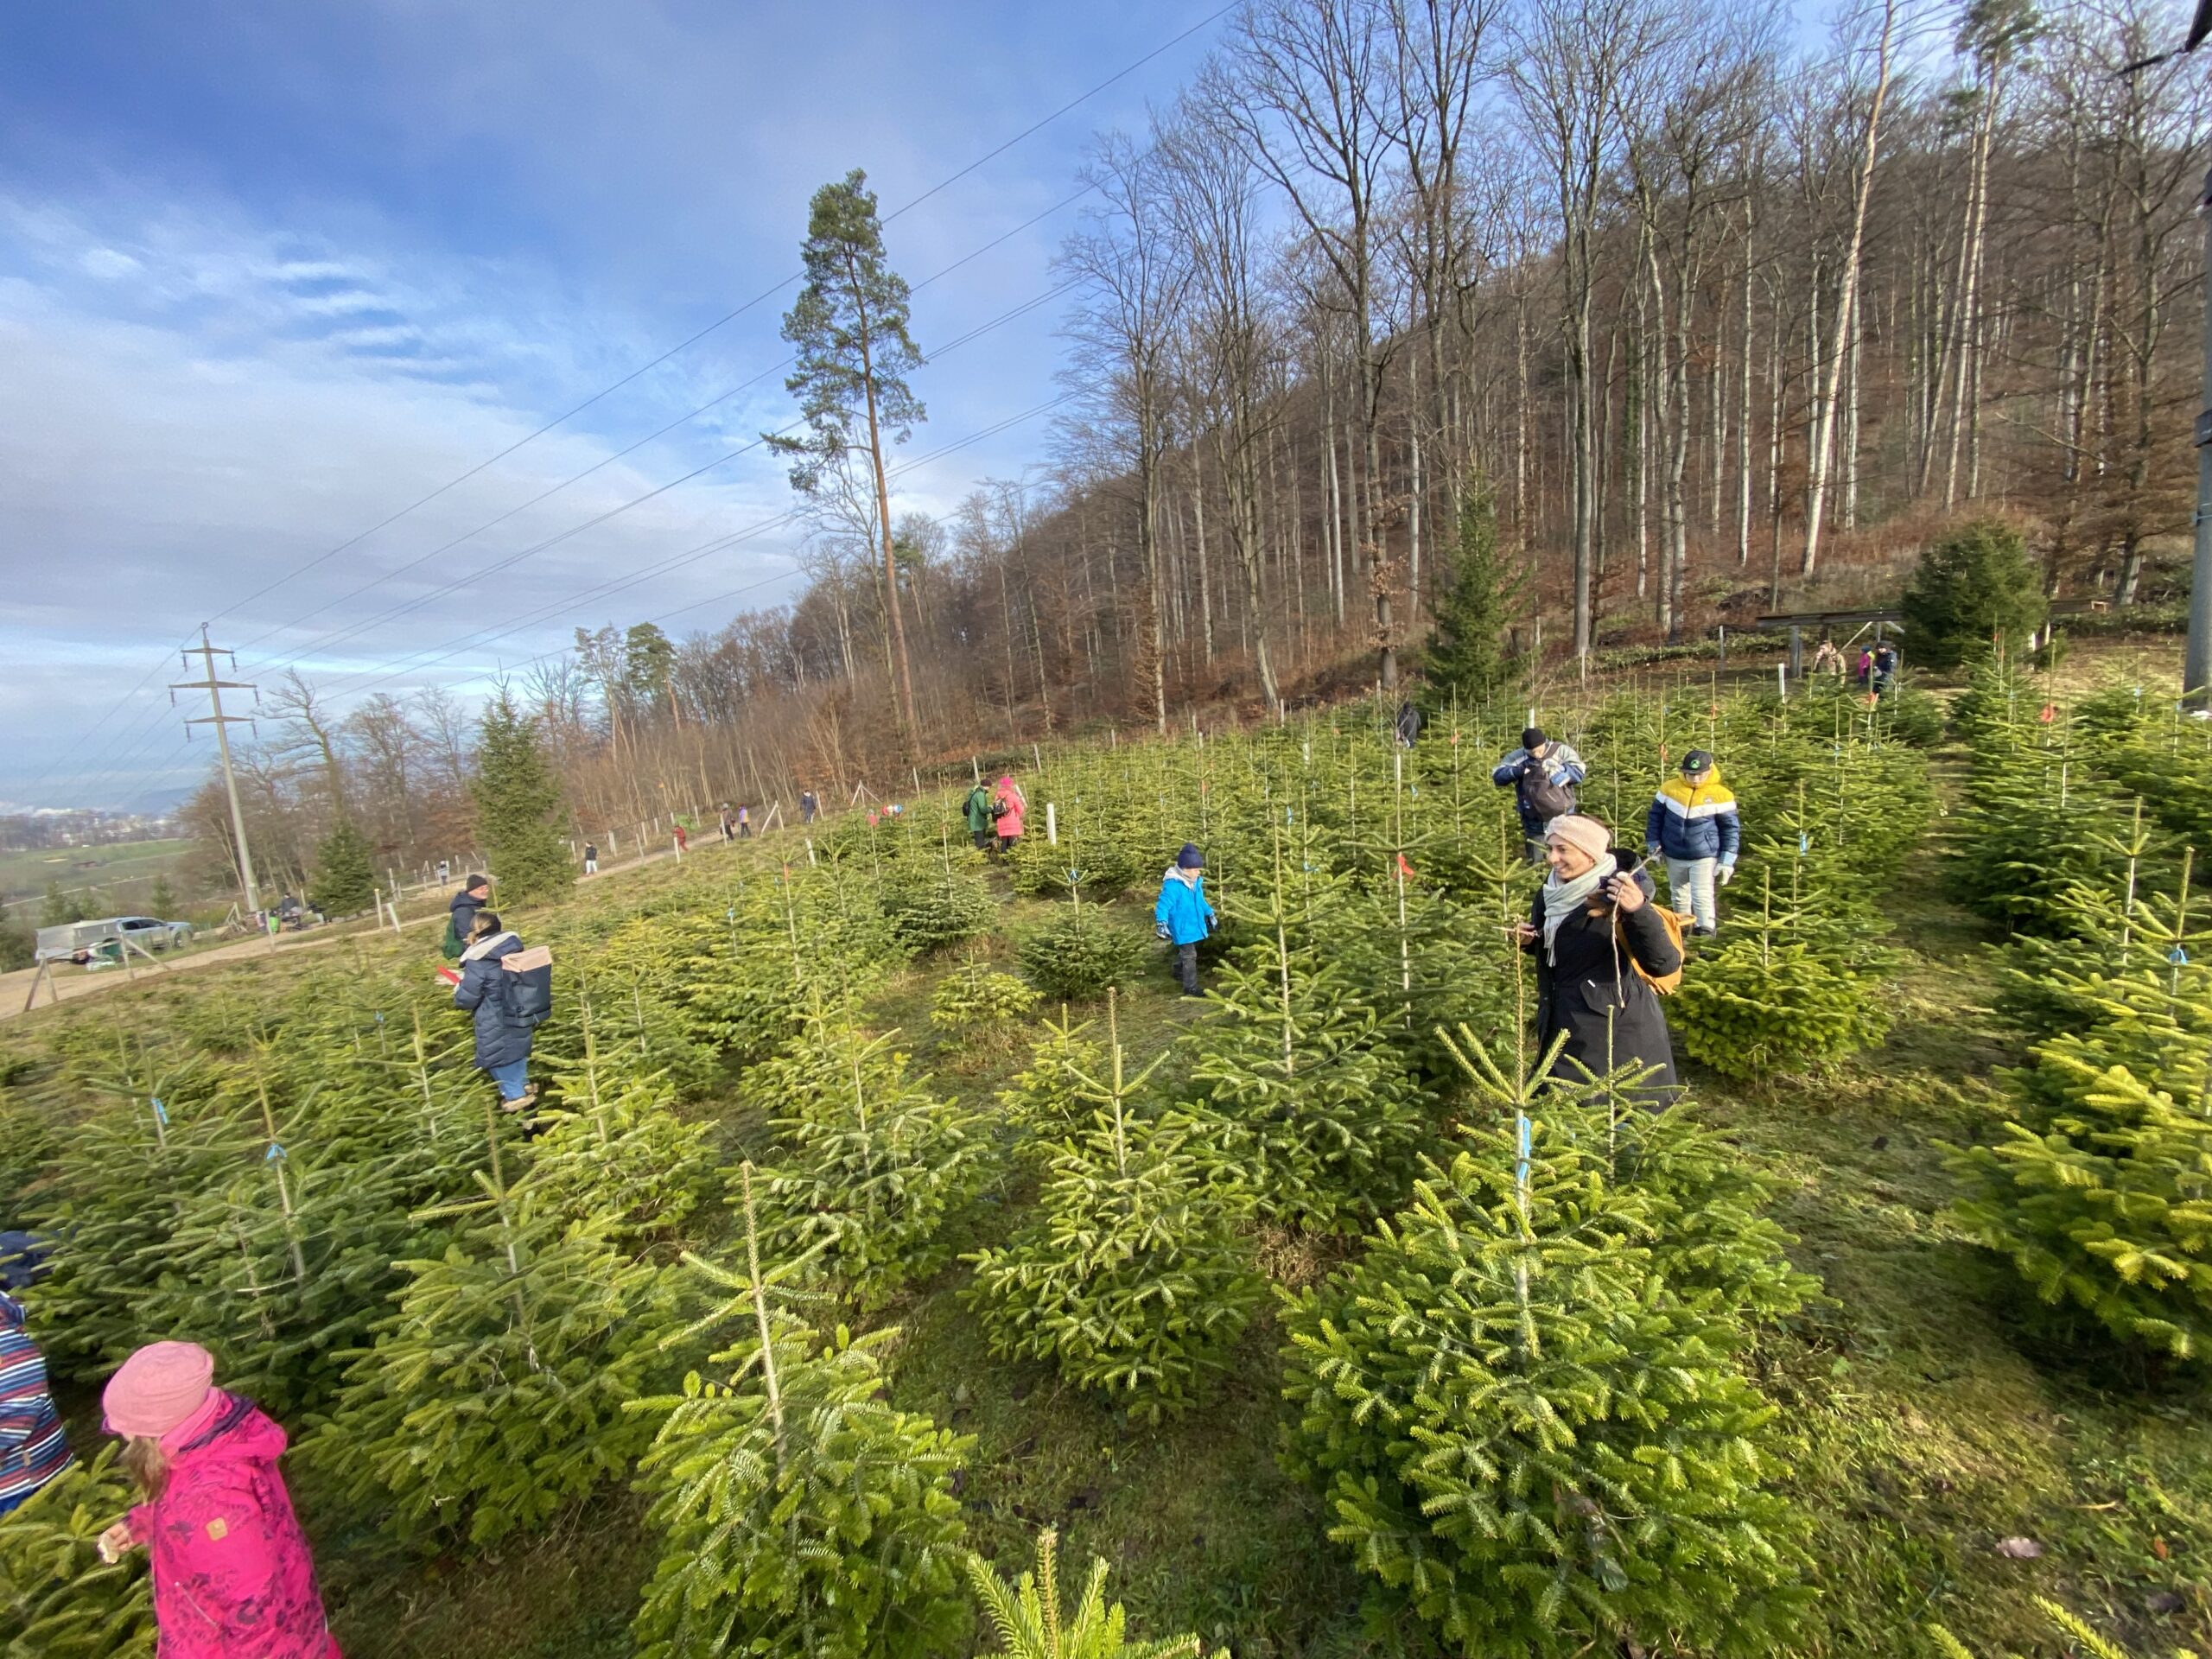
[2170,944,2189,966]
[265,1142,285,1162]
[1798,833,1811,856]
[150,1097,168,1124]
[1515,1114,1532,1192]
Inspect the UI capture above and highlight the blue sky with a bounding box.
[0,0,1227,808]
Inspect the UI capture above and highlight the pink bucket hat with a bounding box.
[1544,815,1612,864]
[104,1341,215,1438]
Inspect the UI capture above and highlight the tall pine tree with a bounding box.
[1420,473,1524,710]
[471,692,572,906]
[307,817,377,917]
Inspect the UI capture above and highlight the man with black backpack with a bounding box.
[1492,727,1586,862]
[442,874,491,961]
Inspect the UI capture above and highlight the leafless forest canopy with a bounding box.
[186,0,2209,899]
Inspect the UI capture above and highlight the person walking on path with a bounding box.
[736,805,751,839]
[0,1290,71,1516]
[1153,842,1217,998]
[582,842,598,876]
[1492,727,1586,861]
[1512,815,1682,1106]
[452,911,550,1113]
[97,1342,340,1658]
[1811,637,1844,677]
[719,805,734,842]
[1395,700,1422,749]
[673,823,689,856]
[1645,748,1739,938]
[800,789,819,825]
[991,773,1027,855]
[441,874,490,961]
[963,779,995,851]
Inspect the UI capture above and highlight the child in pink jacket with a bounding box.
[991,773,1027,852]
[99,1341,340,1659]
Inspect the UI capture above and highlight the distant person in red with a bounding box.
[673,824,689,855]
[98,1342,340,1658]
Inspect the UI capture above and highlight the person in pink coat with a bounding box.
[991,772,1027,854]
[97,1341,340,1659]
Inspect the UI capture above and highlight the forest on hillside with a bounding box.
[180,0,2207,901]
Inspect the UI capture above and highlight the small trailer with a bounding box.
[34,916,193,965]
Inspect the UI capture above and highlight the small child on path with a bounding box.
[1154,842,1217,997]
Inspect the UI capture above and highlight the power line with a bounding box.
[201,4,1231,628]
[30,5,1232,805]
[321,388,1081,703]
[232,187,1095,659]
[279,277,1078,683]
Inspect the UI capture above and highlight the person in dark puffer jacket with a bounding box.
[452,910,537,1111]
[1644,748,1740,937]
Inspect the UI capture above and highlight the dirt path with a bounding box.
[0,832,766,1023]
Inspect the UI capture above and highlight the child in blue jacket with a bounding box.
[1154,842,1217,997]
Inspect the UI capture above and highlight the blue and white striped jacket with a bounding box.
[0,1293,71,1508]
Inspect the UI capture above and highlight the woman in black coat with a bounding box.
[452,909,537,1110]
[1513,815,1681,1104]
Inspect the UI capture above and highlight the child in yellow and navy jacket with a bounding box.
[1644,749,1739,937]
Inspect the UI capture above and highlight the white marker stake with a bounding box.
[1046,803,1058,845]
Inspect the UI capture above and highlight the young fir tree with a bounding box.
[1948,953,2212,1362]
[1420,472,1525,709]
[1184,818,1427,1233]
[157,1041,419,1416]
[1279,1066,1813,1657]
[0,1445,156,1658]
[1671,868,1900,1082]
[311,1102,682,1547]
[29,1039,238,1381]
[930,956,1041,1055]
[470,692,573,906]
[763,1017,988,1310]
[528,986,720,1243]
[306,817,377,918]
[966,1527,1224,1659]
[965,999,1260,1421]
[995,1007,1104,1168]
[630,1168,973,1659]
[147,874,177,918]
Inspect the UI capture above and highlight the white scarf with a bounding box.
[461,931,519,963]
[1541,854,1616,963]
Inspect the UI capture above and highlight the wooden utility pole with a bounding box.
[172,624,261,915]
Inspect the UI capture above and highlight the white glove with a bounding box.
[1717,865,1735,886]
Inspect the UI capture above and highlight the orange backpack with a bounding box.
[1612,904,1686,995]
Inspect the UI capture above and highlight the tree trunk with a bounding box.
[1802,0,1897,578]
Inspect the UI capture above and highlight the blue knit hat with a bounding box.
[1177,842,1204,869]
